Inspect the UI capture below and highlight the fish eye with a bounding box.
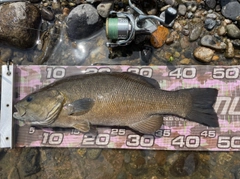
[26,96,33,102]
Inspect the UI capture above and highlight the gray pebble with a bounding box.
[66,4,103,40]
[205,0,216,9]
[226,24,240,39]
[204,18,217,31]
[232,39,240,47]
[215,4,221,12]
[178,4,187,16]
[221,1,240,21]
[182,29,190,36]
[97,2,113,18]
[187,12,193,18]
[200,35,226,50]
[189,23,202,41]
[165,0,175,6]
[206,13,217,19]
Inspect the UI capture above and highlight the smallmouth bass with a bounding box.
[13,72,219,134]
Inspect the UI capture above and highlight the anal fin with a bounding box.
[73,121,91,133]
[130,115,163,134]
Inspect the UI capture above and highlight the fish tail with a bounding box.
[186,88,219,127]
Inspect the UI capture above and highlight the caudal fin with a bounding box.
[185,88,219,127]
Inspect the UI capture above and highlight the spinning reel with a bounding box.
[106,0,177,47]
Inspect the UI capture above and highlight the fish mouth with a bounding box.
[13,105,26,120]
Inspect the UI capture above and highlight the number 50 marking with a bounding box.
[212,68,239,79]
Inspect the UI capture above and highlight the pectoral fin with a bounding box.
[73,121,90,133]
[129,115,163,134]
[65,98,94,115]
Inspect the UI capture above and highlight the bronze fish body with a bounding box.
[13,72,219,134]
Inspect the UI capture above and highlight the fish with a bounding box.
[13,72,219,134]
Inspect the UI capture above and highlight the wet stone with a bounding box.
[205,0,216,9]
[225,39,235,58]
[155,151,167,166]
[232,39,240,47]
[0,2,41,49]
[116,170,127,179]
[41,7,55,21]
[0,48,12,62]
[178,4,187,16]
[187,12,194,18]
[200,35,227,50]
[86,148,102,160]
[164,0,175,6]
[169,152,199,177]
[221,1,240,21]
[18,148,40,177]
[180,58,191,64]
[150,26,169,48]
[217,25,226,36]
[66,4,103,40]
[97,2,113,18]
[125,152,147,176]
[204,18,217,31]
[189,23,202,41]
[194,46,215,63]
[226,24,240,39]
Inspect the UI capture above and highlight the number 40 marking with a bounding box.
[169,68,196,79]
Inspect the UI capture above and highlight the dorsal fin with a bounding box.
[110,72,160,89]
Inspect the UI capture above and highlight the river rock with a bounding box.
[217,25,226,36]
[0,2,41,49]
[41,7,55,21]
[225,39,235,58]
[226,24,240,39]
[178,4,187,16]
[221,1,240,21]
[66,4,103,40]
[204,18,216,31]
[150,26,169,48]
[205,0,216,9]
[170,153,199,177]
[189,23,202,41]
[97,2,113,18]
[18,148,40,177]
[220,0,237,7]
[232,39,240,47]
[194,46,215,63]
[165,0,175,6]
[200,35,226,50]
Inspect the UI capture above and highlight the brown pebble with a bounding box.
[150,26,169,48]
[180,58,191,64]
[211,55,219,61]
[63,7,70,16]
[0,49,12,62]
